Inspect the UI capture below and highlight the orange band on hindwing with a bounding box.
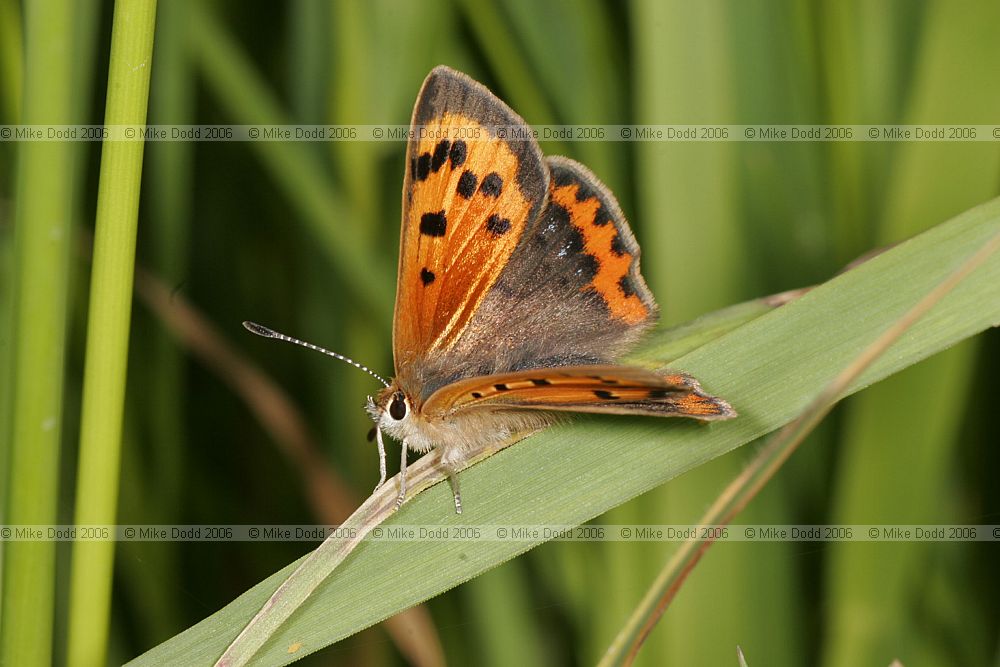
[548,182,650,325]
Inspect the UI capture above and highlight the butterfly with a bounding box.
[245,65,735,514]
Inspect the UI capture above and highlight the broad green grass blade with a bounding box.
[822,2,1000,665]
[131,198,1000,666]
[632,289,806,365]
[601,227,1000,666]
[630,1,777,664]
[67,1,158,665]
[0,1,78,664]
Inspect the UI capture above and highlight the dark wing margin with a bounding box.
[407,67,548,206]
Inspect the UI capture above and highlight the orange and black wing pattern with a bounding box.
[544,156,655,327]
[393,66,548,373]
[444,156,659,383]
[422,365,736,421]
[423,365,736,421]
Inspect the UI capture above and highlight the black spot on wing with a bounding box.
[593,204,613,227]
[449,140,467,168]
[416,152,432,181]
[530,378,551,386]
[593,390,618,400]
[471,391,483,399]
[566,233,585,254]
[549,204,600,282]
[420,211,447,237]
[610,232,628,256]
[420,268,435,285]
[494,383,510,391]
[551,166,578,189]
[457,170,477,198]
[618,275,637,297]
[579,254,600,282]
[485,214,512,236]
[431,140,450,172]
[647,389,671,399]
[574,182,596,202]
[479,172,503,197]
[412,67,547,222]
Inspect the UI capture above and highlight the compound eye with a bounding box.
[388,392,407,421]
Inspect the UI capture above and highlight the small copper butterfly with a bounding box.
[246,66,735,513]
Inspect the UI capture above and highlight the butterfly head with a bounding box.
[367,384,418,444]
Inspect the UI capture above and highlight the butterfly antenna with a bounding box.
[243,321,391,388]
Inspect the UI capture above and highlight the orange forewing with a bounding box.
[393,69,549,373]
[422,365,736,420]
[397,117,529,357]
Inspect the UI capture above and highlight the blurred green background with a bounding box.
[1,0,999,665]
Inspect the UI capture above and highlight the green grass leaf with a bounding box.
[67,0,158,665]
[1,1,79,664]
[130,197,1000,666]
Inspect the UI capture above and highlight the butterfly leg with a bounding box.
[447,470,463,514]
[439,448,463,514]
[374,427,387,492]
[395,439,410,509]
